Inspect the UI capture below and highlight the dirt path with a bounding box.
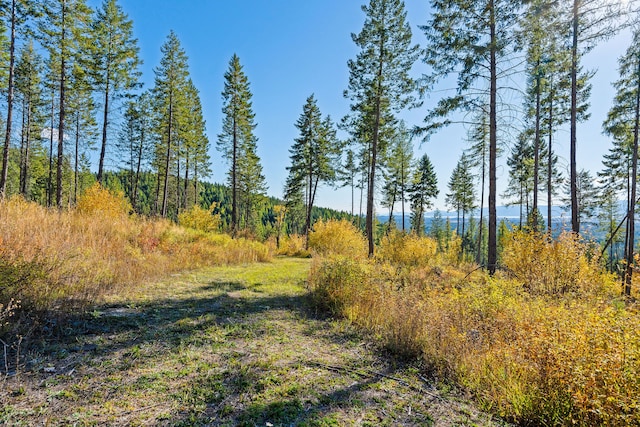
[1,258,506,426]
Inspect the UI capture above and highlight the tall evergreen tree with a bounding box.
[561,169,598,230]
[217,54,262,234]
[68,62,96,204]
[39,0,92,208]
[177,78,210,210]
[116,92,152,211]
[0,0,35,197]
[603,25,640,295]
[446,153,476,237]
[408,153,438,236]
[381,121,413,232]
[284,95,340,246]
[15,41,44,198]
[565,0,632,233]
[337,149,359,217]
[89,0,141,184]
[152,30,189,217]
[466,109,490,263]
[344,0,419,256]
[504,132,534,227]
[421,0,519,274]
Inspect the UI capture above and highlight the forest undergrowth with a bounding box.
[308,220,640,426]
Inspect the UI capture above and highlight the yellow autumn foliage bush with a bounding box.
[276,234,311,258]
[76,182,131,218]
[308,219,367,259]
[502,230,617,296]
[377,230,437,268]
[0,194,271,317]
[309,230,640,425]
[177,203,221,233]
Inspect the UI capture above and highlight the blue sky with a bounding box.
[95,0,631,213]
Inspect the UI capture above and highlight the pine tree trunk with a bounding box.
[161,93,172,217]
[133,128,142,211]
[533,65,541,231]
[19,99,26,195]
[0,0,16,197]
[624,60,640,296]
[305,143,314,249]
[477,139,486,265]
[48,90,55,207]
[548,81,554,233]
[97,75,110,184]
[488,0,498,275]
[231,117,237,235]
[570,0,580,234]
[57,2,67,209]
[74,113,79,205]
[184,153,189,210]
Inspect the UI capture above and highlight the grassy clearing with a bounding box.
[1,258,502,426]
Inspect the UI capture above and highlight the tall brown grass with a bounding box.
[309,229,640,425]
[0,188,271,317]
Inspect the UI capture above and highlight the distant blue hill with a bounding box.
[376,205,613,242]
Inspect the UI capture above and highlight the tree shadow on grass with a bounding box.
[4,275,442,426]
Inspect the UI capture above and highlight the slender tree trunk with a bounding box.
[351,174,354,217]
[519,182,523,228]
[19,99,26,195]
[0,0,17,198]
[57,3,67,209]
[461,208,466,253]
[623,60,640,296]
[48,89,55,207]
[305,142,314,249]
[387,186,396,234]
[161,92,172,217]
[193,163,198,207]
[533,64,541,231]
[548,81,554,233]
[176,145,181,212]
[359,172,364,230]
[570,0,580,234]
[477,139,486,265]
[74,113,79,205]
[184,154,190,210]
[401,158,406,232]
[367,59,384,257]
[133,129,142,210]
[97,71,110,184]
[231,117,237,235]
[488,0,498,275]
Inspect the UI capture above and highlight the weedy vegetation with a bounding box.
[308,221,640,426]
[0,185,270,337]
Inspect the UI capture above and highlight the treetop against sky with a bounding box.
[92,0,631,212]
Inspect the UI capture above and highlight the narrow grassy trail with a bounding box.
[1,258,504,426]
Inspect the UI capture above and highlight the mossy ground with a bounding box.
[1,258,504,426]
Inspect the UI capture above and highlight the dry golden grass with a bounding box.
[0,191,271,317]
[309,230,640,426]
